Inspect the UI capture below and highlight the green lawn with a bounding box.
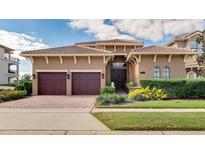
[96,99,205,108]
[93,112,205,130]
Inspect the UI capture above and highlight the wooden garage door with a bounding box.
[38,72,66,95]
[72,72,100,95]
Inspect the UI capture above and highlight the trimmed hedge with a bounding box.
[96,93,127,105]
[0,90,27,102]
[140,79,205,99]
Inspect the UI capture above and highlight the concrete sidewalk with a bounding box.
[0,108,109,131]
[0,130,205,135]
[92,108,205,112]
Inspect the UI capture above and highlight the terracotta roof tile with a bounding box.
[75,39,144,46]
[21,45,113,55]
[130,45,197,54]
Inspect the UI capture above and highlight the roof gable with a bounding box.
[75,39,144,46]
[166,30,204,46]
[20,45,113,56]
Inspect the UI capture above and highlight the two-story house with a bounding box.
[21,39,196,95]
[166,30,204,78]
[0,44,19,85]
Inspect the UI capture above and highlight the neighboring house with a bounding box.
[0,44,19,85]
[166,30,205,78]
[21,39,196,95]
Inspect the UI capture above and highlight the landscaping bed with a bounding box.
[96,99,205,108]
[93,112,205,130]
[0,90,27,103]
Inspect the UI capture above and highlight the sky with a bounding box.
[0,19,205,75]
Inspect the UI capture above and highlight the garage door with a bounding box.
[38,72,66,95]
[72,72,101,95]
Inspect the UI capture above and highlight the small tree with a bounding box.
[20,74,32,83]
[195,30,205,77]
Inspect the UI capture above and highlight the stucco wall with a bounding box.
[0,47,9,84]
[32,56,106,95]
[138,55,186,79]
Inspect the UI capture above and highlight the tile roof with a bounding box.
[21,45,113,56]
[184,55,199,68]
[130,45,197,55]
[166,30,204,46]
[0,44,14,52]
[75,39,144,46]
[175,30,203,39]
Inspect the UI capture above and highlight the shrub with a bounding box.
[124,81,135,93]
[140,79,205,99]
[96,93,127,105]
[24,81,32,95]
[101,85,115,94]
[128,87,167,101]
[0,90,27,102]
[17,84,25,90]
[17,81,32,95]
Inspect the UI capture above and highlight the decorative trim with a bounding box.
[138,55,141,62]
[88,56,91,64]
[45,56,49,64]
[153,55,157,62]
[168,55,172,62]
[103,56,106,64]
[73,56,77,64]
[59,56,63,64]
[35,69,68,72]
[30,56,34,64]
[114,45,116,52]
[184,55,188,62]
[70,69,103,72]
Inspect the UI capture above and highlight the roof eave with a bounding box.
[20,53,114,57]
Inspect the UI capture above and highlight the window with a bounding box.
[111,62,127,69]
[153,66,160,78]
[187,71,196,79]
[189,42,203,52]
[163,66,170,79]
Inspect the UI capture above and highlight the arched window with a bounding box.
[163,66,170,79]
[153,66,161,78]
[187,71,197,79]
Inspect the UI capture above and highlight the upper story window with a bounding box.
[189,42,203,52]
[111,62,127,69]
[163,66,170,79]
[153,66,161,78]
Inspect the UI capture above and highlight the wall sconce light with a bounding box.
[67,73,70,79]
[32,74,36,79]
[102,73,104,79]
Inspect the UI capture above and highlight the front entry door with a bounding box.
[111,69,127,90]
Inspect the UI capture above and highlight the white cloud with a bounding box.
[69,19,134,40]
[69,19,205,42]
[113,19,205,42]
[0,30,48,59]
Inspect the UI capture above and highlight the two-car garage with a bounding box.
[37,72,101,95]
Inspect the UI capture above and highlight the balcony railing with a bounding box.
[4,55,19,62]
[8,69,18,74]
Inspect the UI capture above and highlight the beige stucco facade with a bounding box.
[137,55,186,79]
[21,39,197,95]
[32,56,106,95]
[31,54,188,95]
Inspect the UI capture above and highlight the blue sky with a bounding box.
[0,19,204,75]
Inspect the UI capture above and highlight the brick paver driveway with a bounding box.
[0,96,96,108]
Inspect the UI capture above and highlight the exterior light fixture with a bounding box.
[67,73,70,79]
[102,73,104,79]
[32,74,36,79]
